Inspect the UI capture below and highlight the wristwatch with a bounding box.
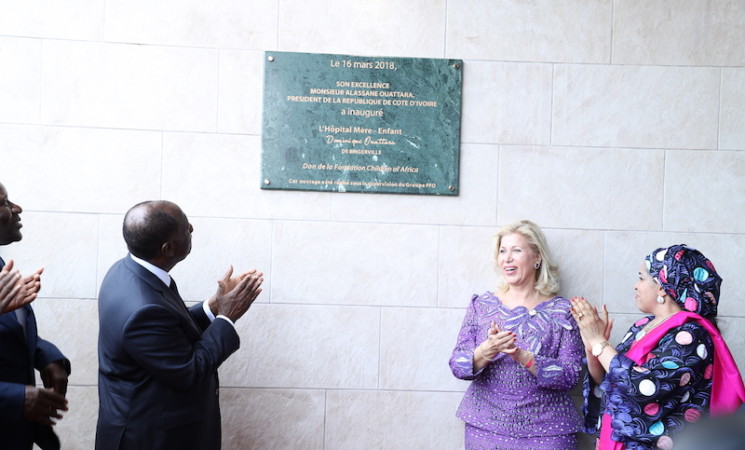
[591,340,611,357]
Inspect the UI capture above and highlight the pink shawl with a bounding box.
[597,311,745,449]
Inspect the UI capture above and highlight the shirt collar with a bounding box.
[129,253,170,287]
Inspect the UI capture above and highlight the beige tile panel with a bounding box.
[543,228,604,303]
[219,304,381,389]
[104,0,278,49]
[603,231,745,316]
[218,50,265,135]
[220,388,325,450]
[665,150,745,233]
[720,69,745,151]
[0,125,162,213]
[0,38,40,125]
[271,221,438,306]
[0,1,103,41]
[460,61,552,145]
[498,146,664,231]
[325,390,464,450]
[170,216,273,302]
[552,65,719,149]
[613,0,745,66]
[438,226,498,309]
[278,0,447,58]
[161,133,333,221]
[380,307,473,392]
[447,0,612,63]
[96,214,128,295]
[330,143,498,226]
[41,41,219,132]
[54,385,99,450]
[32,298,99,385]
[1,212,99,299]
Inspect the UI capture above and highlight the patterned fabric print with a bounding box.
[583,319,714,449]
[464,423,578,450]
[646,244,722,318]
[450,292,583,444]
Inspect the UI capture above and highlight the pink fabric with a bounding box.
[597,311,745,449]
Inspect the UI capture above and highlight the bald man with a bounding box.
[96,200,263,450]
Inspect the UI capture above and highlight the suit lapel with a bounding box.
[123,257,202,335]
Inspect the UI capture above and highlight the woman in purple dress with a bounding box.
[450,220,583,449]
[571,245,745,449]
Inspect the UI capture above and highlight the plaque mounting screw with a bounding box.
[448,185,455,192]
[453,63,460,70]
[267,56,275,62]
[264,179,271,185]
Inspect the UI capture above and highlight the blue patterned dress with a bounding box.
[583,317,714,449]
[450,292,583,449]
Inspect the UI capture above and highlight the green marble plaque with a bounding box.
[261,51,462,195]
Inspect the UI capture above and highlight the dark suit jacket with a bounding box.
[96,256,240,450]
[0,257,69,450]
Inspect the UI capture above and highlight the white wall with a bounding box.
[1,1,745,449]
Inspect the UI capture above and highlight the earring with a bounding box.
[656,295,665,304]
[534,262,541,270]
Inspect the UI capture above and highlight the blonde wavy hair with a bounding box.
[493,220,560,297]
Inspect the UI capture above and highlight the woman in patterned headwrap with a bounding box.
[571,244,745,450]
[449,220,583,449]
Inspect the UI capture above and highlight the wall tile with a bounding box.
[380,307,471,391]
[220,388,325,449]
[96,214,128,295]
[543,228,605,302]
[104,0,278,49]
[552,65,719,149]
[170,216,273,302]
[325,390,464,450]
[218,50,265,135]
[460,61,552,145]
[1,212,98,299]
[161,133,332,221]
[720,69,745,151]
[219,304,380,389]
[271,221,438,306]
[330,143,498,226]
[438,226,498,308]
[613,0,745,66]
[32,298,98,385]
[0,38,40,124]
[498,146,664,230]
[447,0,612,63]
[278,0,446,57]
[54,386,99,450]
[665,151,745,233]
[0,1,103,41]
[41,41,219,131]
[0,125,162,213]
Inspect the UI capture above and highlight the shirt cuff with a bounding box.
[217,314,236,329]
[202,300,216,322]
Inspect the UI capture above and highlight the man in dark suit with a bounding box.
[96,200,263,450]
[0,182,71,450]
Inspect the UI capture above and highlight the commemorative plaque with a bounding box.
[261,51,462,195]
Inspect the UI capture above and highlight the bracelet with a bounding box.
[478,346,497,362]
[520,352,534,369]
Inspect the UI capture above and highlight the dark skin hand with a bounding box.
[24,361,69,426]
[0,260,43,313]
[213,266,263,322]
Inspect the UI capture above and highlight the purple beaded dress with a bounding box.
[450,292,583,449]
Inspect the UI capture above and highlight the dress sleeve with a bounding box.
[602,322,714,447]
[533,310,584,391]
[449,295,503,380]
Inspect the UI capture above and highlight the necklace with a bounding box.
[635,312,678,341]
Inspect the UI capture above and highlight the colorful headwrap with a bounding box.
[645,244,722,318]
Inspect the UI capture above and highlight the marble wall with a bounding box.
[1,1,745,449]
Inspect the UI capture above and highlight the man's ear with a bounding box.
[161,241,174,258]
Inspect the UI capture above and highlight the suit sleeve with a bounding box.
[34,337,70,374]
[121,303,239,390]
[0,381,25,420]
